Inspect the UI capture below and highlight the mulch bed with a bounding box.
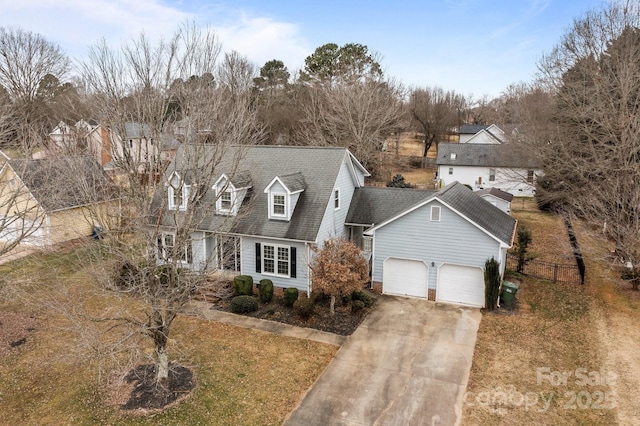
[115,362,196,412]
[211,293,376,336]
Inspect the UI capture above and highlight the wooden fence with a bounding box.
[506,254,583,285]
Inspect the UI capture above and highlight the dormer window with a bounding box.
[213,172,252,216]
[272,193,286,216]
[220,190,232,211]
[264,173,305,221]
[167,172,188,211]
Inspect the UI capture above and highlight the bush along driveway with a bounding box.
[285,295,481,425]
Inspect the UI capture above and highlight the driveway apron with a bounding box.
[285,295,481,426]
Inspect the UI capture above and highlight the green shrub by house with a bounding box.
[293,297,314,318]
[484,258,501,311]
[233,275,254,296]
[230,295,259,313]
[283,288,299,307]
[352,299,366,312]
[259,279,274,303]
[352,290,373,307]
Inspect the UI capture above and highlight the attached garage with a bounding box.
[437,264,485,307]
[383,258,428,298]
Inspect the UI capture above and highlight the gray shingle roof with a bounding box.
[437,182,516,245]
[345,187,436,226]
[437,143,539,168]
[9,157,115,212]
[278,172,306,193]
[459,124,489,134]
[155,145,364,242]
[476,187,514,202]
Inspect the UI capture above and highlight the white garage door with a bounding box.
[437,264,485,307]
[383,258,428,298]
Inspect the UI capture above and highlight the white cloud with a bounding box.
[0,0,310,75]
[216,14,311,73]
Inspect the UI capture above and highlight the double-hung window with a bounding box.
[272,193,286,217]
[489,168,496,181]
[262,244,290,277]
[157,233,192,264]
[220,190,232,212]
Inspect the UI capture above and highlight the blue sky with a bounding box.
[0,0,605,98]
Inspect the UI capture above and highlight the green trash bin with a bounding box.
[501,281,519,306]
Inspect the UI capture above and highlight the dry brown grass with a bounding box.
[510,198,575,263]
[462,205,619,425]
[0,247,337,425]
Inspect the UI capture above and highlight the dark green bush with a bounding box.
[259,279,274,303]
[352,290,373,307]
[352,299,366,312]
[283,287,299,307]
[230,295,259,313]
[233,275,254,296]
[293,297,314,318]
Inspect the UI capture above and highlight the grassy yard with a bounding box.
[0,247,337,425]
[461,202,635,425]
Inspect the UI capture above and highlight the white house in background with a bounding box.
[459,124,505,144]
[436,143,541,197]
[49,119,96,152]
[476,187,513,213]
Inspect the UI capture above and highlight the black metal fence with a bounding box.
[506,254,583,285]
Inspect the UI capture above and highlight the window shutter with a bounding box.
[290,247,297,278]
[255,243,261,273]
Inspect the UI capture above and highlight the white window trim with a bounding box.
[262,243,290,277]
[448,167,453,175]
[180,184,190,211]
[216,189,235,215]
[334,188,340,210]
[158,232,191,264]
[270,192,288,219]
[430,205,441,222]
[489,168,496,182]
[167,172,189,211]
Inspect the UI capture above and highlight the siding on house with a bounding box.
[370,200,502,287]
[47,207,96,245]
[315,157,363,245]
[438,165,536,196]
[241,236,310,292]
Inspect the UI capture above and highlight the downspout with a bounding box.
[307,242,312,295]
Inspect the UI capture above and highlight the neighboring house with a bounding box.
[458,124,505,144]
[346,182,516,307]
[154,144,516,308]
[0,156,114,248]
[49,119,96,152]
[436,143,541,197]
[476,187,513,213]
[57,121,181,171]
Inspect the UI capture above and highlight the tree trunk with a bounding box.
[330,295,336,315]
[156,344,169,388]
[152,309,169,388]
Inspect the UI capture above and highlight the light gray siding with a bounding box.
[316,159,361,245]
[241,236,310,292]
[371,201,502,287]
[190,231,208,272]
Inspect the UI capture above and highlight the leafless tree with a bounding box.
[216,50,256,99]
[0,28,71,152]
[74,22,264,388]
[295,79,404,173]
[407,86,466,162]
[536,0,640,288]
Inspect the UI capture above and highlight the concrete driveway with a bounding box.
[285,295,481,426]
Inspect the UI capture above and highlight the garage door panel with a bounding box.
[383,258,428,298]
[438,264,484,307]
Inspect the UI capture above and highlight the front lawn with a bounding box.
[0,246,337,425]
